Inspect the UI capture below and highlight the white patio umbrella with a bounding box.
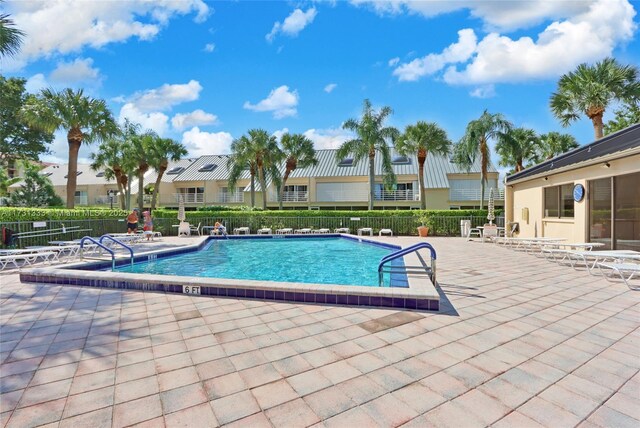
[487,188,495,225]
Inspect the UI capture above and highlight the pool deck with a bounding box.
[1,236,638,427]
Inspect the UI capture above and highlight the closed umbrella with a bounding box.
[178,194,186,222]
[487,188,495,225]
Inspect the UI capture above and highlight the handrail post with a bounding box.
[80,236,116,271]
[378,242,437,287]
[99,235,135,267]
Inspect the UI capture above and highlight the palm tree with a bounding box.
[20,88,118,208]
[90,137,129,209]
[395,121,451,209]
[453,110,512,209]
[495,127,539,173]
[227,135,257,208]
[247,129,283,210]
[148,138,187,210]
[128,129,158,213]
[0,5,25,58]
[550,57,640,139]
[278,133,317,210]
[337,99,398,210]
[532,132,579,163]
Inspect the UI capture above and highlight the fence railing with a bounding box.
[449,188,505,201]
[1,214,504,248]
[216,193,244,203]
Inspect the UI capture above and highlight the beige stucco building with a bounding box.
[505,123,640,250]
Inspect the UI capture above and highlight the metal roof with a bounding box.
[145,158,198,184]
[23,163,117,187]
[507,123,640,183]
[172,155,252,182]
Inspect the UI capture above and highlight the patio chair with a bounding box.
[597,262,640,289]
[481,224,498,243]
[379,229,393,237]
[189,222,202,236]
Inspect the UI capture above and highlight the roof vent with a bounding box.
[167,167,185,175]
[391,156,411,165]
[198,164,218,172]
[338,157,354,167]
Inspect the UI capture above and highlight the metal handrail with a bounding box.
[80,236,117,270]
[99,235,134,268]
[378,242,437,286]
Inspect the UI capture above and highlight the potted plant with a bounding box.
[417,214,429,237]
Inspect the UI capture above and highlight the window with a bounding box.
[544,184,574,218]
[391,155,411,165]
[338,157,354,166]
[198,164,217,172]
[167,167,185,175]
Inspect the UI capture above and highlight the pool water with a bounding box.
[115,237,407,287]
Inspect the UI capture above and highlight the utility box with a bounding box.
[460,220,471,238]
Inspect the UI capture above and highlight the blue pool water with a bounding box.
[115,237,407,287]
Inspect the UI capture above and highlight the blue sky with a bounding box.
[3,0,639,176]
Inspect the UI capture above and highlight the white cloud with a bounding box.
[25,73,49,94]
[324,83,337,93]
[171,109,219,130]
[390,0,636,86]
[204,43,215,52]
[469,84,496,99]
[119,103,170,136]
[393,29,477,81]
[272,128,289,140]
[50,58,102,85]
[128,80,203,112]
[243,85,299,119]
[266,8,317,42]
[5,0,210,70]
[303,128,354,150]
[444,0,636,85]
[181,127,233,157]
[388,57,400,67]
[351,0,594,32]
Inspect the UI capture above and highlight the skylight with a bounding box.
[95,171,105,177]
[167,167,185,175]
[391,156,411,165]
[198,164,218,172]
[63,171,82,178]
[338,157,354,166]
[40,172,53,177]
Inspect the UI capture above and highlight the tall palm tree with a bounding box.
[550,57,640,139]
[395,121,451,209]
[148,137,187,210]
[453,110,512,209]
[246,129,283,210]
[20,88,118,208]
[127,129,158,213]
[532,132,579,163]
[90,137,129,209]
[0,5,25,58]
[337,99,398,210]
[227,135,257,208]
[495,127,539,173]
[278,133,317,210]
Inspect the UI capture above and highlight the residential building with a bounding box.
[505,123,640,250]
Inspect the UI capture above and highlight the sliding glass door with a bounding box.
[589,178,612,249]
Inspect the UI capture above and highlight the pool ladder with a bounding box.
[378,242,437,287]
[79,235,134,271]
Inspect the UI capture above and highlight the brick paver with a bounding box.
[1,236,638,427]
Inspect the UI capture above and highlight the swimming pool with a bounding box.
[115,236,407,287]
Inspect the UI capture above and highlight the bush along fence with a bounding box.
[1,208,503,248]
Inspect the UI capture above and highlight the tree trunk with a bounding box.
[119,175,128,209]
[150,163,166,211]
[592,113,604,139]
[137,168,145,213]
[113,170,125,210]
[66,128,83,209]
[516,158,524,172]
[250,172,255,207]
[126,179,132,211]
[479,137,488,210]
[258,166,267,210]
[368,149,375,211]
[417,150,427,210]
[279,168,292,211]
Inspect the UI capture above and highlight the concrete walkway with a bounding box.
[0,237,638,427]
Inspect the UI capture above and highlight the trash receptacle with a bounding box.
[460,220,471,238]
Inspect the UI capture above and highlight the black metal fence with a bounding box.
[1,215,504,248]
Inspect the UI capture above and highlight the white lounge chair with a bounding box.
[257,228,272,234]
[597,262,640,289]
[233,227,250,235]
[276,228,293,234]
[334,227,349,234]
[357,228,373,236]
[0,252,57,271]
[294,228,312,234]
[379,229,393,237]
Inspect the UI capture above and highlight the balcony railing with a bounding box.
[216,193,244,203]
[173,193,204,203]
[269,191,308,202]
[374,189,417,201]
[449,188,505,201]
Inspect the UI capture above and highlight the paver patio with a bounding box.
[0,236,638,427]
